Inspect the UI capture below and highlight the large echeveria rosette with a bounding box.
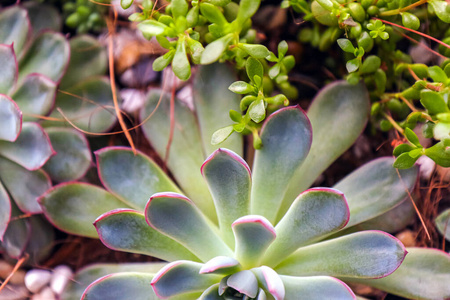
[84,107,406,299]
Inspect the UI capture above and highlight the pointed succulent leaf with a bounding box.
[82,272,158,300]
[227,270,259,298]
[200,3,228,25]
[96,147,180,210]
[211,126,235,145]
[39,183,130,238]
[63,262,167,300]
[246,57,264,84]
[137,20,168,37]
[172,39,191,80]
[240,44,270,59]
[145,193,234,261]
[436,209,450,241]
[44,77,116,133]
[201,34,234,65]
[12,74,56,122]
[95,209,199,261]
[43,127,91,182]
[263,188,349,267]
[151,261,222,298]
[141,91,216,221]
[193,64,243,155]
[60,35,107,89]
[281,81,369,218]
[199,256,240,275]
[275,231,406,279]
[0,202,29,259]
[237,0,261,23]
[0,94,22,142]
[18,32,70,83]
[22,2,61,38]
[248,98,266,123]
[0,122,54,170]
[420,90,449,115]
[351,248,450,299]
[280,275,356,299]
[429,0,450,23]
[0,182,11,241]
[251,106,312,223]
[24,216,55,264]
[0,6,30,54]
[0,156,50,214]
[202,149,251,245]
[252,266,285,300]
[0,44,17,95]
[232,216,276,268]
[333,157,418,228]
[198,284,222,300]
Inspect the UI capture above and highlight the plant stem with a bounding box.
[383,112,404,133]
[380,0,428,16]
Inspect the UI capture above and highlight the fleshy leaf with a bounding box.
[60,35,107,89]
[200,34,233,65]
[263,188,349,267]
[145,193,233,261]
[227,270,259,298]
[252,266,285,300]
[18,32,70,83]
[0,122,54,170]
[202,149,251,246]
[95,209,199,262]
[63,263,167,300]
[0,94,22,142]
[251,106,312,223]
[44,77,116,133]
[193,63,243,156]
[198,284,222,300]
[39,183,130,238]
[140,90,216,222]
[281,275,356,299]
[0,156,50,214]
[232,216,276,268]
[199,256,240,275]
[22,2,62,37]
[0,43,17,95]
[82,272,158,300]
[275,231,406,278]
[151,261,222,298]
[0,6,30,54]
[96,147,180,211]
[333,157,418,228]
[281,81,369,219]
[351,248,450,299]
[43,127,91,182]
[0,202,29,259]
[0,181,11,241]
[436,209,450,241]
[25,216,55,264]
[11,74,57,122]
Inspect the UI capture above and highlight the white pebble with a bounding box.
[25,269,52,293]
[31,286,56,300]
[50,265,73,295]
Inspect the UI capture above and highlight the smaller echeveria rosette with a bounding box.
[84,108,408,299]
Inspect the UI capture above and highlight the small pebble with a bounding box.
[0,284,29,300]
[0,260,13,279]
[31,286,56,300]
[9,270,25,285]
[25,269,52,293]
[396,229,416,247]
[50,265,73,295]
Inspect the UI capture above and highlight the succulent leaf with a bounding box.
[0,156,50,214]
[0,122,54,170]
[43,127,91,182]
[18,32,70,83]
[232,216,276,268]
[0,202,29,258]
[351,248,450,299]
[145,193,234,261]
[0,181,11,241]
[199,256,240,275]
[202,149,251,246]
[198,284,222,299]
[436,209,450,241]
[281,81,369,218]
[96,147,181,210]
[0,43,18,95]
[263,188,349,266]
[193,64,243,156]
[39,183,130,238]
[12,74,56,122]
[227,270,259,298]
[252,266,285,300]
[151,261,222,298]
[251,106,312,223]
[281,275,356,299]
[0,94,22,142]
[275,231,406,278]
[94,209,200,262]
[0,6,30,54]
[22,2,62,38]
